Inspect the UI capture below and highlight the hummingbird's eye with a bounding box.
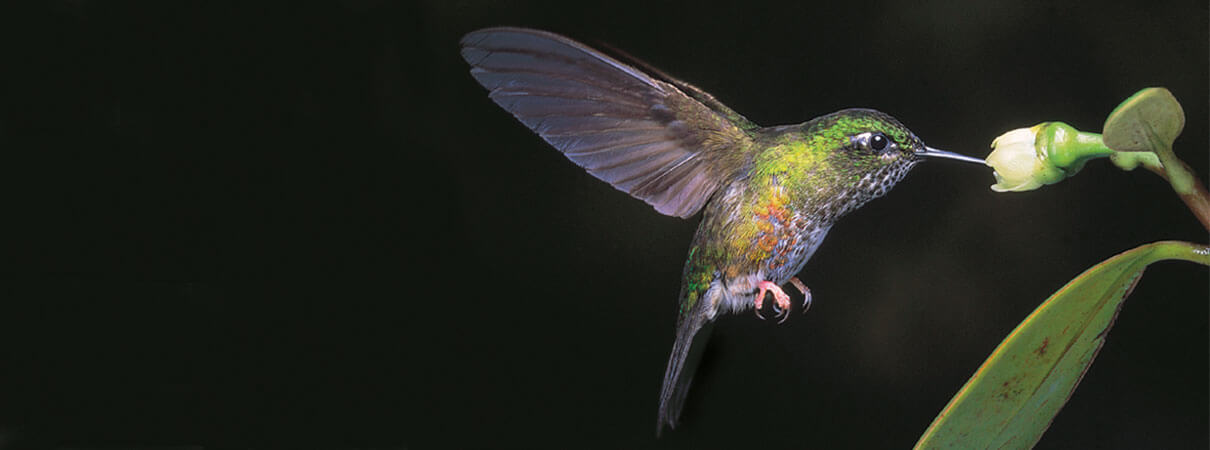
[869,133,889,151]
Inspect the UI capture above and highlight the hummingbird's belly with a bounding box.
[716,221,833,314]
[764,223,832,284]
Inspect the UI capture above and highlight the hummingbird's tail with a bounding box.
[656,308,715,436]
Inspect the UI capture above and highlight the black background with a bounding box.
[2,1,1207,449]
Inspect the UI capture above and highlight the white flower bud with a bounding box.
[985,123,1111,192]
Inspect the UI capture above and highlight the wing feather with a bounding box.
[460,27,755,218]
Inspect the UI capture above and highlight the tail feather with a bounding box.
[656,313,715,436]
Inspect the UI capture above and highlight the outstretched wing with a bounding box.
[594,40,761,133]
[460,27,756,218]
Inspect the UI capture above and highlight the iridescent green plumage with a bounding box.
[677,111,926,315]
[459,27,984,436]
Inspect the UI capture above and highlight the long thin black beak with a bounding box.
[916,146,986,164]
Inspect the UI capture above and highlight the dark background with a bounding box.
[1,1,1206,448]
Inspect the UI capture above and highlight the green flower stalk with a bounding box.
[985,122,1113,192]
[982,88,1209,229]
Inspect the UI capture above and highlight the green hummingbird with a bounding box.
[459,27,984,435]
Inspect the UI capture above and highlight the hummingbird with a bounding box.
[459,27,984,435]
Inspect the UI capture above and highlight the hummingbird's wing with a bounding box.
[592,42,761,133]
[460,27,756,218]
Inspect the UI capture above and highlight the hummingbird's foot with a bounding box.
[788,277,813,313]
[754,280,793,323]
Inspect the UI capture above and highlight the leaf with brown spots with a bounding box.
[915,241,1210,449]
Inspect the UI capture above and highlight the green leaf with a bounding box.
[1102,87,1184,152]
[915,241,1210,449]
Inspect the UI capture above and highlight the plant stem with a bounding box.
[1142,125,1210,232]
[1168,160,1210,232]
[1140,161,1210,232]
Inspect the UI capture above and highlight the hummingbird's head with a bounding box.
[830,108,983,165]
[807,108,984,201]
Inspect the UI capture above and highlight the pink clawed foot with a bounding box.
[788,277,813,313]
[754,280,793,323]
